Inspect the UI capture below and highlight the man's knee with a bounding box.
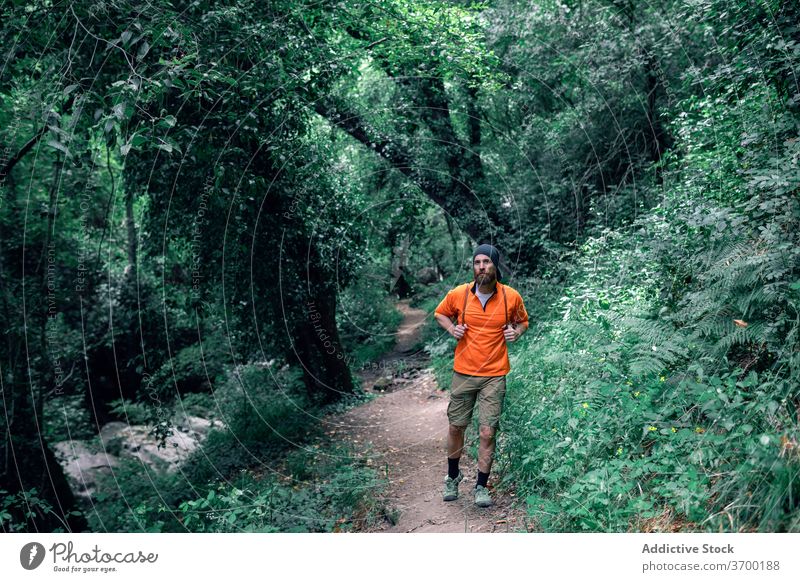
[479,425,496,441]
[449,424,466,436]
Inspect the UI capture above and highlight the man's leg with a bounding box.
[477,424,496,474]
[476,375,506,479]
[473,376,506,506]
[446,373,478,478]
[473,424,496,507]
[443,424,466,501]
[448,424,466,467]
[444,373,478,501]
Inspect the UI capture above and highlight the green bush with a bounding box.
[1,488,82,533]
[338,279,403,365]
[87,459,175,532]
[108,398,153,425]
[176,446,386,532]
[499,199,800,531]
[43,393,95,442]
[178,363,314,488]
[491,53,800,530]
[82,359,389,532]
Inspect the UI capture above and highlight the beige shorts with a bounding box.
[447,372,507,429]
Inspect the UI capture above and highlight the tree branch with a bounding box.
[0,126,47,182]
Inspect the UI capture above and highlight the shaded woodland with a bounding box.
[1,0,798,532]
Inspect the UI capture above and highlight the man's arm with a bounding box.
[504,321,528,342]
[435,312,467,340]
[505,292,529,342]
[503,321,527,342]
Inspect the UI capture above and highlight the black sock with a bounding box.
[448,457,460,479]
[477,471,489,488]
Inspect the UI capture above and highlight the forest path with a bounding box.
[322,300,533,532]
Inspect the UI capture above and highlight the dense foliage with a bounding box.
[2,0,798,532]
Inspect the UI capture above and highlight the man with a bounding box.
[433,244,528,507]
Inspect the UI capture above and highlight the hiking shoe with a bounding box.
[474,485,492,507]
[443,471,463,501]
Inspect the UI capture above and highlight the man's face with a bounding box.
[473,254,496,285]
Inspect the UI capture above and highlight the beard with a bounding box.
[474,270,496,285]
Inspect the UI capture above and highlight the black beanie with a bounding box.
[473,244,502,282]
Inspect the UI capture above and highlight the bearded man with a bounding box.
[433,244,529,507]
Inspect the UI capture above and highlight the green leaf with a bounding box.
[46,140,71,157]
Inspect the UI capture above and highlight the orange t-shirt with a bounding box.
[434,281,528,376]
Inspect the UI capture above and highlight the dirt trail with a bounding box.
[323,300,533,533]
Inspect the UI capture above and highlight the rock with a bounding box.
[52,441,118,499]
[178,415,219,436]
[54,414,223,499]
[416,267,441,285]
[99,421,129,443]
[101,424,199,470]
[373,376,392,392]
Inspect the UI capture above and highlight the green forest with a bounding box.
[1,0,798,533]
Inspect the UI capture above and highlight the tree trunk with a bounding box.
[248,148,356,404]
[124,190,137,282]
[1,249,86,531]
[294,281,355,404]
[1,379,87,532]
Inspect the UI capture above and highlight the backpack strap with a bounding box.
[461,283,469,326]
[502,285,508,327]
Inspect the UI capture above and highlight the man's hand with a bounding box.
[451,323,468,340]
[435,313,469,340]
[503,323,520,342]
